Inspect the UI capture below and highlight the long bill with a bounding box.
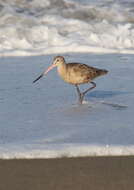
[33,64,56,83]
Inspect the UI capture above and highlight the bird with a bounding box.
[33,56,108,104]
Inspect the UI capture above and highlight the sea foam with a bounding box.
[0,0,134,56]
[1,144,134,159]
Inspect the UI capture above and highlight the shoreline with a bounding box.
[0,156,134,190]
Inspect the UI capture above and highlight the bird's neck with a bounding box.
[57,62,67,79]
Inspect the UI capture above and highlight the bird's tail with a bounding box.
[97,69,108,76]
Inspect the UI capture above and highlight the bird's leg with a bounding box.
[75,82,96,104]
[75,85,84,104]
[82,81,96,96]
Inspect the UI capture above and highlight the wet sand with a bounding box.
[0,156,134,190]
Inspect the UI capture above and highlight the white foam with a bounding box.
[1,144,134,159]
[0,0,134,56]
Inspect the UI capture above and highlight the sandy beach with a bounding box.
[0,156,134,190]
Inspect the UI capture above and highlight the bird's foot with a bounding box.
[78,93,84,105]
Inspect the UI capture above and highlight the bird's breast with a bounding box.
[57,65,90,85]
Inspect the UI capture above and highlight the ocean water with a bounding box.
[0,0,134,158]
[0,0,134,56]
[0,53,134,158]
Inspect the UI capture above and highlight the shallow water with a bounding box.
[0,53,134,158]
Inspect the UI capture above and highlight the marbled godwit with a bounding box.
[33,56,108,104]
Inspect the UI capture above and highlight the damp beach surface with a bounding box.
[0,53,134,158]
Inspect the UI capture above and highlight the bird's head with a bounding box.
[53,56,65,66]
[33,56,65,83]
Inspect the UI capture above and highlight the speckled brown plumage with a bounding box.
[33,56,108,104]
[64,63,108,85]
